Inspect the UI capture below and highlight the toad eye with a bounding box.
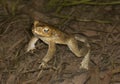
[43,28,49,33]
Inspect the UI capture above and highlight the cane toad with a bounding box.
[27,20,90,69]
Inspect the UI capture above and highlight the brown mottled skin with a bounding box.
[27,21,90,69]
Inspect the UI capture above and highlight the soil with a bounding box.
[0,0,120,84]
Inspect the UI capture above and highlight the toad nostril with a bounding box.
[32,28,34,31]
[32,28,35,33]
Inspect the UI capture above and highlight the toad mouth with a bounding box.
[32,32,44,38]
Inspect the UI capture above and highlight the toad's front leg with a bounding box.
[39,41,56,68]
[27,36,39,52]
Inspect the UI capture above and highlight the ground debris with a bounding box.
[0,0,120,84]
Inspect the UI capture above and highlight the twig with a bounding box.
[7,37,25,53]
[0,16,13,27]
[85,29,113,33]
[53,14,112,24]
[22,68,41,74]
[2,20,21,34]
[76,18,112,24]
[36,69,43,80]
[58,8,75,30]
[22,65,57,74]
[63,1,120,6]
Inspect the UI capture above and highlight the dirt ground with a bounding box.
[0,0,120,84]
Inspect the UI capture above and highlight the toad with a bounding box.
[27,21,90,69]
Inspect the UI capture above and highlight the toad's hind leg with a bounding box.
[67,38,82,57]
[67,38,90,70]
[67,38,89,57]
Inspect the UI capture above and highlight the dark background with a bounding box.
[0,0,120,84]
